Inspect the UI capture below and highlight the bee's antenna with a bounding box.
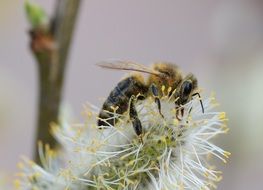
[192,92,204,113]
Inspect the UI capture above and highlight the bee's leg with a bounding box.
[187,93,204,116]
[150,84,164,118]
[181,107,184,117]
[136,93,146,100]
[188,106,193,115]
[129,95,143,142]
[175,106,184,121]
[191,92,204,113]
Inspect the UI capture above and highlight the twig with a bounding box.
[30,0,81,164]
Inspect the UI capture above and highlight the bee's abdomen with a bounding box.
[98,76,147,127]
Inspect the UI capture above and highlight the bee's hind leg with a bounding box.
[129,95,143,143]
[150,84,164,118]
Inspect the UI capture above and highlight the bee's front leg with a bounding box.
[150,84,164,118]
[175,106,184,121]
[129,95,143,143]
[191,92,204,113]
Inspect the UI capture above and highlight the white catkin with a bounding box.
[16,93,230,190]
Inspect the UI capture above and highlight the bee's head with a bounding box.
[177,74,204,113]
[177,74,198,105]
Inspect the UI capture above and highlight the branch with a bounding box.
[27,0,81,164]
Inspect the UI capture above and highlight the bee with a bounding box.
[97,61,204,137]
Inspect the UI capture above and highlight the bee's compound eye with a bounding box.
[182,81,193,96]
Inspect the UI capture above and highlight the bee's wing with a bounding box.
[97,61,160,76]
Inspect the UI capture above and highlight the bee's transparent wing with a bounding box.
[97,61,160,76]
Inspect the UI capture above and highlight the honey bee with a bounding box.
[97,61,204,137]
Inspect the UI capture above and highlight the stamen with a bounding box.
[16,95,229,190]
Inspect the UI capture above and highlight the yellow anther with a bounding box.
[224,128,230,133]
[17,162,24,169]
[32,186,39,190]
[206,152,212,160]
[97,175,104,181]
[223,151,231,158]
[208,165,216,170]
[15,172,26,178]
[218,112,226,120]
[45,144,50,152]
[179,182,184,190]
[28,160,35,166]
[104,173,109,177]
[127,160,135,166]
[204,171,209,177]
[85,110,93,118]
[160,136,167,143]
[120,182,125,188]
[29,173,40,182]
[161,85,165,92]
[89,148,96,153]
[120,154,129,160]
[210,91,216,98]
[173,119,179,126]
[91,124,97,129]
[216,175,223,182]
[167,86,172,93]
[13,180,21,189]
[37,140,43,148]
[74,147,81,152]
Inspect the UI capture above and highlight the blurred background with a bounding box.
[1,0,263,189]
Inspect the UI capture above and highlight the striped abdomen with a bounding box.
[98,76,147,126]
